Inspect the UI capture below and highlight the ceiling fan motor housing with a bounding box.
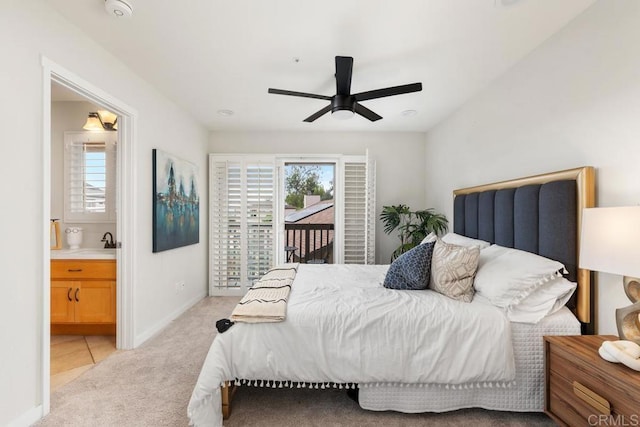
[332,95,355,114]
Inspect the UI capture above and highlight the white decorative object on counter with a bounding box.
[65,227,83,249]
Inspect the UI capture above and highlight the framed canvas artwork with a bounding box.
[152,149,200,252]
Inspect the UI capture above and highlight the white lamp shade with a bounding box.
[83,113,104,131]
[97,110,118,126]
[580,206,640,278]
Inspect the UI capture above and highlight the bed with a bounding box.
[360,166,596,414]
[188,166,595,426]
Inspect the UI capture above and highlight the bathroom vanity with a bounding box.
[50,249,116,335]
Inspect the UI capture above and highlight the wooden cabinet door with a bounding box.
[51,280,75,323]
[75,281,116,323]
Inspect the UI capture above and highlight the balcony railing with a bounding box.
[284,223,334,264]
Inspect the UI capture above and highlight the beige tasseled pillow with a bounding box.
[429,239,480,302]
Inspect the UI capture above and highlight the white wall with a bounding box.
[210,131,428,263]
[0,2,208,425]
[51,101,117,248]
[423,0,640,335]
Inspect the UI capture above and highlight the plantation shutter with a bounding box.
[64,131,116,223]
[209,155,275,295]
[246,163,275,282]
[365,153,376,264]
[343,155,376,264]
[210,159,242,290]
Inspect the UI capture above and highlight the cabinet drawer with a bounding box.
[548,372,611,425]
[549,347,638,417]
[51,260,116,280]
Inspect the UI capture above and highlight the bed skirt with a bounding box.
[358,306,580,413]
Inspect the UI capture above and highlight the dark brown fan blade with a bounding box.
[268,88,332,101]
[335,56,353,96]
[354,103,382,122]
[353,82,422,102]
[303,105,332,122]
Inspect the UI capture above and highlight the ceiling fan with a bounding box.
[268,56,422,122]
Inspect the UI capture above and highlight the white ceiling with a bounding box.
[46,0,596,132]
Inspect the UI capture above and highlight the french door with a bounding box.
[209,153,375,296]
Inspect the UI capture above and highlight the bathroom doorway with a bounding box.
[43,58,136,415]
[49,83,119,390]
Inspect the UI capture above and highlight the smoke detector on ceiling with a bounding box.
[104,0,133,18]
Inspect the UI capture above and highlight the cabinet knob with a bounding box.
[67,288,72,302]
[74,288,80,302]
[68,269,83,272]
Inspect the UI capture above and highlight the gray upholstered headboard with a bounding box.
[452,167,595,332]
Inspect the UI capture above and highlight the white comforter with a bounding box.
[188,264,515,426]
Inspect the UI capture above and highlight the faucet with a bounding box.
[101,232,116,249]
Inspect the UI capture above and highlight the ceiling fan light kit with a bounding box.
[268,56,422,123]
[332,109,355,120]
[331,95,356,120]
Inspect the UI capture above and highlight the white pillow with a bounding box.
[473,245,566,308]
[506,277,576,323]
[421,232,490,250]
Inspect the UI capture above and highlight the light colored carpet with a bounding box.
[36,296,554,426]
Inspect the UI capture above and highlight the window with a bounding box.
[64,131,117,223]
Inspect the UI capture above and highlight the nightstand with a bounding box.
[544,335,640,426]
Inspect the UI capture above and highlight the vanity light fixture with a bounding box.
[579,206,640,344]
[83,110,118,131]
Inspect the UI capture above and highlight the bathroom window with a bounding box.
[63,131,117,223]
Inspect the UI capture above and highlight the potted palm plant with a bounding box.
[380,204,448,261]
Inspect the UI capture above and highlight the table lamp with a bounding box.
[579,206,640,344]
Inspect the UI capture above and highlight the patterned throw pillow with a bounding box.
[430,239,480,302]
[383,241,436,290]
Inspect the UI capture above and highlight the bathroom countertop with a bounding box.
[51,248,116,260]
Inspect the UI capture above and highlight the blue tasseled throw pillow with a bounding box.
[383,241,436,290]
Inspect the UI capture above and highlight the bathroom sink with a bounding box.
[51,248,116,260]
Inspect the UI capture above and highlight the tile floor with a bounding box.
[50,335,117,392]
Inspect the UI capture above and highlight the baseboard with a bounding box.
[7,404,43,427]
[133,291,206,347]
